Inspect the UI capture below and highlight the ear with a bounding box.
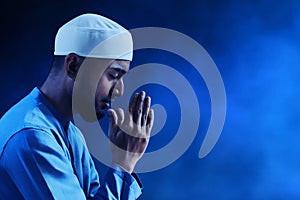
[65,53,82,79]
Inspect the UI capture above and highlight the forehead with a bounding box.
[83,57,130,72]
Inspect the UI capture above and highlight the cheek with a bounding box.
[95,76,112,99]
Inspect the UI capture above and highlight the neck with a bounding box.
[40,75,73,121]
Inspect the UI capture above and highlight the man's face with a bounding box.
[94,60,130,119]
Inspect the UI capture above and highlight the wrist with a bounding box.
[112,161,134,174]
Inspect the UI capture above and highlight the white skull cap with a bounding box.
[54,13,133,61]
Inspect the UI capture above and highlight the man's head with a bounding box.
[47,13,133,121]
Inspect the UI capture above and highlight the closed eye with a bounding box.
[108,68,126,80]
[109,73,119,79]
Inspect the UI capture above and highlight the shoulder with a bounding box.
[0,127,68,164]
[0,94,51,132]
[0,91,68,157]
[4,128,57,153]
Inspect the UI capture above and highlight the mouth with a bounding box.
[95,101,110,119]
[101,99,112,109]
[96,98,114,112]
[103,102,110,109]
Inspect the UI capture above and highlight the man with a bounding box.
[0,13,154,199]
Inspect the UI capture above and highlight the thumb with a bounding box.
[108,109,118,138]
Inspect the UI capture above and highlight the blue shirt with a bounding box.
[0,87,142,199]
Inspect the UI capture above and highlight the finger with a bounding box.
[128,93,139,114]
[124,93,139,125]
[133,91,145,125]
[141,96,151,127]
[146,108,154,136]
[116,108,124,126]
[108,109,117,125]
[108,109,118,139]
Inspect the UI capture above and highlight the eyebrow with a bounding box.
[109,66,127,75]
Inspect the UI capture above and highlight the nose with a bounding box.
[113,78,124,97]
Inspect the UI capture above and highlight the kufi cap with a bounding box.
[54,13,133,60]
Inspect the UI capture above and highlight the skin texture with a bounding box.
[41,53,154,173]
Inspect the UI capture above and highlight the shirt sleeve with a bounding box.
[1,128,142,200]
[93,164,143,200]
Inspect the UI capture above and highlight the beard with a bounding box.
[72,93,108,122]
[95,98,110,120]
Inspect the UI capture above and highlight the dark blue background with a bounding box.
[1,0,299,199]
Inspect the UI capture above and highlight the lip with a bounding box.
[98,98,114,110]
[101,101,111,109]
[104,102,110,108]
